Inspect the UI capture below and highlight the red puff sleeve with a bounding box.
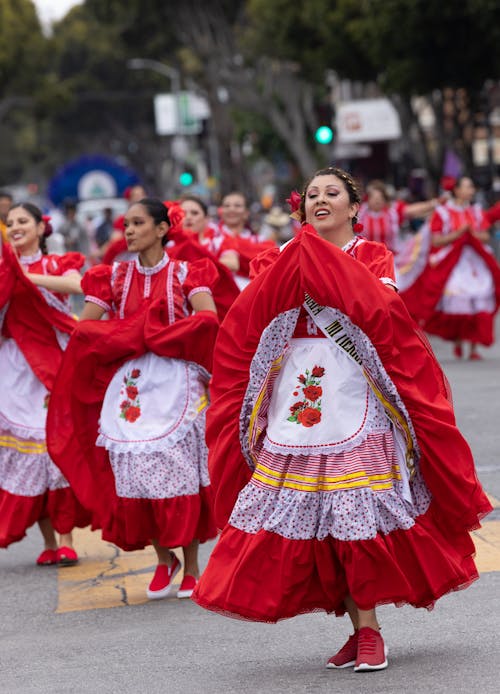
[81,264,113,312]
[46,252,86,275]
[354,240,396,287]
[183,257,219,302]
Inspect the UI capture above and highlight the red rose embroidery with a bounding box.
[119,367,142,422]
[126,385,138,400]
[303,385,322,402]
[287,365,325,427]
[297,407,321,427]
[124,406,141,422]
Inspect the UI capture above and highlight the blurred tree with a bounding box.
[244,0,500,181]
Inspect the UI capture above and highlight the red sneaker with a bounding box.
[354,627,388,672]
[56,546,79,566]
[326,632,358,669]
[177,574,197,599]
[36,549,58,566]
[147,555,181,600]
[469,352,483,361]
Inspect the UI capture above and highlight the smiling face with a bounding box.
[6,205,44,256]
[123,203,167,254]
[220,193,248,230]
[304,175,359,236]
[181,199,207,234]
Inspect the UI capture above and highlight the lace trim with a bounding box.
[19,250,43,265]
[85,295,111,312]
[229,467,431,541]
[38,286,73,316]
[166,259,176,324]
[0,411,46,441]
[317,307,420,464]
[134,253,169,275]
[380,276,398,289]
[0,303,8,334]
[240,310,300,470]
[188,286,212,300]
[118,262,134,319]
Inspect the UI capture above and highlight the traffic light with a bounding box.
[314,126,334,145]
[179,171,194,186]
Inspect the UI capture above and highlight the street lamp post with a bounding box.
[127,58,185,195]
[127,58,180,95]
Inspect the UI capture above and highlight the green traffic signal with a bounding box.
[179,171,194,186]
[315,126,333,145]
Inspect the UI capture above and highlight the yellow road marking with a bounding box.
[486,492,500,508]
[473,520,500,574]
[56,527,184,613]
[57,498,500,613]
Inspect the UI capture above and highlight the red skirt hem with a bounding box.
[424,311,494,345]
[0,487,90,548]
[101,486,217,551]
[192,507,481,623]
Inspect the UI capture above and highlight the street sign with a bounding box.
[154,92,210,136]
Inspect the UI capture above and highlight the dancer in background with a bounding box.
[193,167,491,672]
[47,198,219,600]
[359,180,438,252]
[0,203,89,564]
[404,176,500,360]
[217,191,275,289]
[180,195,240,272]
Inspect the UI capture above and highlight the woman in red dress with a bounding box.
[180,195,240,271]
[0,203,89,564]
[423,176,499,359]
[359,180,438,252]
[47,198,219,600]
[192,168,491,672]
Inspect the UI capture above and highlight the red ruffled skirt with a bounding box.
[102,485,217,551]
[192,503,479,623]
[0,486,90,548]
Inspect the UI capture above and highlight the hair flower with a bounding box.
[41,214,53,237]
[353,222,364,233]
[163,200,185,230]
[286,190,303,221]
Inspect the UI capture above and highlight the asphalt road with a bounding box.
[1,327,499,694]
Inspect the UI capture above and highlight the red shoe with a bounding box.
[177,574,197,599]
[354,627,388,672]
[147,555,181,600]
[56,546,79,566]
[469,352,483,361]
[453,344,463,359]
[36,549,58,566]
[326,631,358,669]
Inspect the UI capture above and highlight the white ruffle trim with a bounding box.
[229,468,431,542]
[0,411,46,441]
